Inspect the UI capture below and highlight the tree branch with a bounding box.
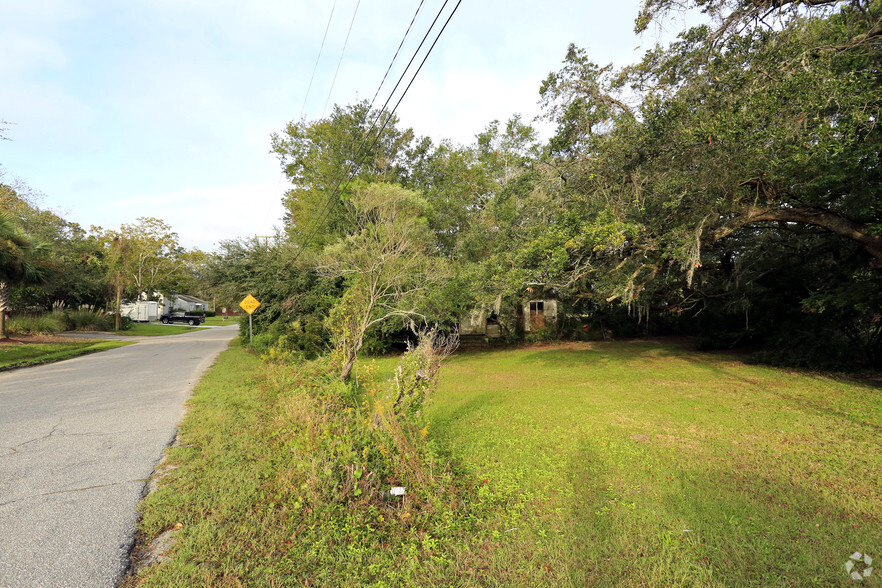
[709,204,882,267]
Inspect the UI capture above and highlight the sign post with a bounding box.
[239,294,261,345]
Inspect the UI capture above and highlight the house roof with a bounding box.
[174,294,207,304]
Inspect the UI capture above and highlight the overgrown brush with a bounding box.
[273,329,460,508]
[64,307,121,331]
[131,332,512,586]
[258,329,497,584]
[5,312,66,335]
[5,308,122,335]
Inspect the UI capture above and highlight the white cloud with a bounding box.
[0,0,83,25]
[1,0,706,254]
[395,65,543,146]
[0,31,67,76]
[85,181,288,251]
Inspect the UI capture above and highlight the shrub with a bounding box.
[6,312,66,335]
[257,318,328,360]
[64,308,118,331]
[279,328,460,510]
[524,325,558,343]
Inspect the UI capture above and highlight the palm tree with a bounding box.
[0,209,48,339]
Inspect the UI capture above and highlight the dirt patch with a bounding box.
[0,334,78,345]
[519,341,598,351]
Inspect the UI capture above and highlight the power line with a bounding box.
[290,0,447,255]
[359,0,451,156]
[338,0,437,187]
[293,0,464,259]
[299,0,338,120]
[367,0,427,111]
[317,0,445,216]
[294,1,453,254]
[322,0,363,117]
[329,0,457,192]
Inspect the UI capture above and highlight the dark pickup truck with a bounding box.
[159,313,205,326]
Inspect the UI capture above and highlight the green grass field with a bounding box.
[128,340,881,586]
[201,316,240,326]
[0,339,131,371]
[426,340,882,586]
[124,323,206,336]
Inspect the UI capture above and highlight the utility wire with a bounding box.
[360,0,450,153]
[367,0,427,111]
[294,0,464,258]
[341,0,438,186]
[331,0,455,193]
[295,0,453,254]
[315,0,444,221]
[291,0,446,256]
[300,0,338,120]
[322,0,363,117]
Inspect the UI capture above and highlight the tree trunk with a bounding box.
[115,282,122,331]
[340,352,356,382]
[340,335,365,382]
[0,281,8,339]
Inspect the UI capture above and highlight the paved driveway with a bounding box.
[0,326,238,587]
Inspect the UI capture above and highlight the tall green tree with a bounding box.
[0,210,49,338]
[519,0,882,365]
[271,101,416,251]
[95,218,186,299]
[1,180,105,309]
[319,182,448,381]
[536,1,881,302]
[94,217,187,327]
[203,234,341,354]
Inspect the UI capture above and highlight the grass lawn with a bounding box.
[128,339,881,586]
[425,340,882,586]
[0,339,131,371]
[202,316,240,327]
[123,323,207,336]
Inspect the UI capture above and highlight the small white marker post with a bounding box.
[239,294,261,345]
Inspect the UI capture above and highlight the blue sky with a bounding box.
[1,0,694,251]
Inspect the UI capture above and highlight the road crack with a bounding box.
[40,479,148,497]
[0,479,148,508]
[6,426,163,453]
[8,419,63,452]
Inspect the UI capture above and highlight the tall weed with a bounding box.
[6,308,121,334]
[6,312,66,335]
[259,330,486,583]
[64,308,119,331]
[132,335,503,587]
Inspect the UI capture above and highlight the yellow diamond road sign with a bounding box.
[239,295,261,315]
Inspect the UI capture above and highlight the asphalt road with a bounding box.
[0,326,239,587]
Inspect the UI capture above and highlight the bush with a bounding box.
[361,325,411,355]
[64,308,118,331]
[254,318,328,360]
[263,328,461,510]
[524,325,559,343]
[204,310,216,317]
[6,312,66,335]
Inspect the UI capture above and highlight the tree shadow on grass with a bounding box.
[564,434,881,587]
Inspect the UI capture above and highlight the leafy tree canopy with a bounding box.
[533,0,881,308]
[271,101,417,251]
[319,182,449,380]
